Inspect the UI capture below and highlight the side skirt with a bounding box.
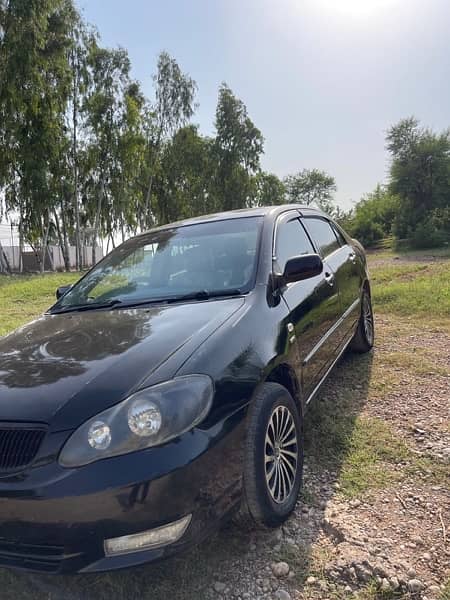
[305,331,354,407]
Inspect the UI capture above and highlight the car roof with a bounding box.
[137,204,328,237]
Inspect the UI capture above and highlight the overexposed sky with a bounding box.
[79,0,450,209]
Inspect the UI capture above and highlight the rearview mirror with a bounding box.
[282,254,323,284]
[56,285,72,300]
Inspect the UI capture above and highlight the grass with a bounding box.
[370,260,450,318]
[0,272,80,336]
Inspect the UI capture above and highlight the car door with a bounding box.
[330,222,363,336]
[274,212,341,400]
[301,216,359,354]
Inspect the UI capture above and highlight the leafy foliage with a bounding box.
[284,169,337,213]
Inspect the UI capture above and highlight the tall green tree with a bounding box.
[83,42,131,262]
[284,168,336,213]
[0,0,76,271]
[213,83,264,211]
[142,51,197,228]
[387,117,450,244]
[156,125,214,223]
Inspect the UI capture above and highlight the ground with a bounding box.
[0,248,448,600]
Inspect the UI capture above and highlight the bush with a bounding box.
[409,208,450,249]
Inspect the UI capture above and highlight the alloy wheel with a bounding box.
[363,294,374,345]
[264,405,298,504]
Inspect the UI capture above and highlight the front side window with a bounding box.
[274,218,314,273]
[302,218,340,257]
[53,217,262,310]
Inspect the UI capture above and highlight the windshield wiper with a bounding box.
[50,299,123,315]
[166,289,243,303]
[50,289,243,314]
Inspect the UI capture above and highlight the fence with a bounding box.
[0,243,103,274]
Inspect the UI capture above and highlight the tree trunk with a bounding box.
[92,178,104,266]
[72,55,82,271]
[40,209,51,274]
[54,206,70,271]
[18,206,24,273]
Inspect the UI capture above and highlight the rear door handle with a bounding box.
[349,252,357,263]
[324,271,334,286]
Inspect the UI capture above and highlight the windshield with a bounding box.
[53,217,263,311]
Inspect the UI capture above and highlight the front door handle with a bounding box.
[349,252,357,264]
[324,271,334,286]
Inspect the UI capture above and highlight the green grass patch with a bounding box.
[0,272,80,336]
[440,579,450,600]
[306,406,410,498]
[370,261,450,318]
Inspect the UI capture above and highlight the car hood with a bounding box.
[0,298,244,430]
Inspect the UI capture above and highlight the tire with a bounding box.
[241,382,304,528]
[349,289,374,353]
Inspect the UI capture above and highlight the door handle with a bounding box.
[349,252,357,263]
[324,271,334,286]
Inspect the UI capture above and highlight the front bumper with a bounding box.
[0,408,246,573]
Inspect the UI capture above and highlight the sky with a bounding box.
[78,0,450,210]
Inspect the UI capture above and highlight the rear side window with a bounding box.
[303,218,340,257]
[275,218,314,272]
[331,222,347,246]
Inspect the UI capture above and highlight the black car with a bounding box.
[0,205,373,574]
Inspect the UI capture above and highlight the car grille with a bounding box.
[0,539,66,573]
[0,425,46,472]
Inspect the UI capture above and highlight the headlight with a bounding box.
[59,375,213,468]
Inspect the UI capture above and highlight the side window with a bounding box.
[303,218,340,257]
[275,218,314,273]
[331,222,347,246]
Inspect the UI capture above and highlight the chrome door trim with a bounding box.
[303,296,360,367]
[305,327,355,405]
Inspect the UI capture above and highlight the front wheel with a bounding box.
[241,383,303,527]
[349,289,374,353]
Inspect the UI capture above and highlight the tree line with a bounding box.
[1,1,448,275]
[342,118,450,249]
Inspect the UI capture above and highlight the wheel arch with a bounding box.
[264,362,303,417]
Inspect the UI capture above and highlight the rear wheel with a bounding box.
[241,383,303,527]
[349,289,374,353]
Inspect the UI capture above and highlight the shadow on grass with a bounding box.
[1,351,374,600]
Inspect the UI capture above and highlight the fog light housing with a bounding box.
[103,514,192,556]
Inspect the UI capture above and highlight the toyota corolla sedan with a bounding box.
[0,205,373,574]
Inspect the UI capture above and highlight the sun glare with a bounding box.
[313,0,398,18]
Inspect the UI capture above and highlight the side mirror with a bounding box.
[56,285,72,300]
[282,254,323,284]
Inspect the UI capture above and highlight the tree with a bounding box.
[253,172,285,206]
[0,0,77,271]
[83,42,131,263]
[345,185,399,247]
[157,125,214,223]
[142,51,197,228]
[213,83,264,211]
[386,117,450,245]
[283,169,337,213]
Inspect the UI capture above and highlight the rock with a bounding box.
[271,562,290,578]
[213,581,227,594]
[380,579,390,592]
[349,499,361,508]
[306,576,317,585]
[407,579,424,593]
[427,585,441,595]
[389,576,400,590]
[422,552,431,561]
[407,567,417,578]
[274,590,291,600]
